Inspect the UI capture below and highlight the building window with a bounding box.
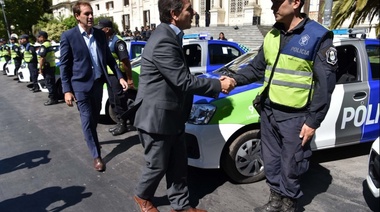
[106,1,114,10]
[124,0,129,6]
[95,4,99,10]
[230,0,247,17]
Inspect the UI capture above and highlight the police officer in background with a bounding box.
[19,34,40,92]
[94,19,134,136]
[221,0,337,211]
[10,36,22,80]
[37,31,58,105]
[0,38,11,75]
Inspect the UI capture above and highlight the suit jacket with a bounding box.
[60,25,123,99]
[133,23,221,135]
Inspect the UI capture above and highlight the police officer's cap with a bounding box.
[20,34,29,39]
[10,36,17,40]
[94,19,113,29]
[37,31,48,39]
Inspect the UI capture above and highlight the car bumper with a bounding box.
[185,123,244,169]
[367,138,380,198]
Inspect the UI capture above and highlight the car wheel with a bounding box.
[107,102,118,124]
[221,129,265,184]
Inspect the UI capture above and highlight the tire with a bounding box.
[107,89,136,124]
[221,129,265,184]
[107,103,118,124]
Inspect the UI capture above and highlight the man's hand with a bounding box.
[39,69,43,75]
[299,123,316,146]
[127,79,135,89]
[64,92,76,107]
[119,78,128,91]
[219,76,236,94]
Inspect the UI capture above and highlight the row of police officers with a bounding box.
[0,31,59,106]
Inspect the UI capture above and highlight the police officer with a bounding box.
[37,31,58,105]
[20,34,40,92]
[221,0,338,211]
[10,36,22,80]
[0,38,11,75]
[94,19,134,136]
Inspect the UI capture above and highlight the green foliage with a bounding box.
[43,22,68,42]
[0,0,51,39]
[61,16,77,29]
[331,0,380,35]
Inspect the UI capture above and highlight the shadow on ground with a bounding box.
[0,186,91,212]
[0,150,51,175]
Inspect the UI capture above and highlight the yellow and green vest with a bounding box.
[39,41,56,68]
[260,20,330,109]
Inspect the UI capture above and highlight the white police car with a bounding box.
[183,33,250,75]
[367,137,380,198]
[184,29,380,183]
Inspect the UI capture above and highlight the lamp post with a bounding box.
[0,0,11,41]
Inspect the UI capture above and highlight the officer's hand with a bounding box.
[299,124,315,146]
[39,69,43,75]
[119,78,128,91]
[64,92,76,107]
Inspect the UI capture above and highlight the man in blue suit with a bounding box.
[60,1,128,172]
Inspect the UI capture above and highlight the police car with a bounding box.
[367,137,380,198]
[183,33,250,75]
[184,29,380,183]
[101,34,249,123]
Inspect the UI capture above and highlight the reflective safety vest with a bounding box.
[107,34,126,74]
[40,41,56,68]
[23,43,33,63]
[2,44,10,57]
[260,20,330,109]
[10,43,20,59]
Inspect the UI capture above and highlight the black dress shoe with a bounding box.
[44,99,58,106]
[94,157,106,172]
[33,89,41,93]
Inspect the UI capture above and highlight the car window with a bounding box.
[131,44,144,59]
[184,44,201,67]
[336,45,360,84]
[208,44,241,65]
[366,45,380,80]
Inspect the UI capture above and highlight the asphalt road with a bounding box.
[0,74,378,212]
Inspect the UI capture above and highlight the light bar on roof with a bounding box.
[183,32,211,40]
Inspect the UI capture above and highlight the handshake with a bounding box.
[219,76,237,94]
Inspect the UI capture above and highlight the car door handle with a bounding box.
[353,91,367,101]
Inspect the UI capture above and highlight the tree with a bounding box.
[0,0,51,39]
[330,0,380,35]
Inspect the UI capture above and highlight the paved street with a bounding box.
[0,74,378,212]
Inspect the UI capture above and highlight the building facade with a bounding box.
[52,0,377,38]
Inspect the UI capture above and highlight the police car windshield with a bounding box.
[213,50,257,74]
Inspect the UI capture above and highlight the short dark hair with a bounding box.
[158,0,185,23]
[72,1,92,17]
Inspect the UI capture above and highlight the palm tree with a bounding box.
[330,0,379,35]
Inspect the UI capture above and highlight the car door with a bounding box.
[313,41,371,149]
[361,39,380,142]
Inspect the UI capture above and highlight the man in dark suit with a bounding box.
[59,1,128,172]
[132,0,235,211]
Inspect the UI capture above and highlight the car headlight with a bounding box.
[188,104,216,125]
